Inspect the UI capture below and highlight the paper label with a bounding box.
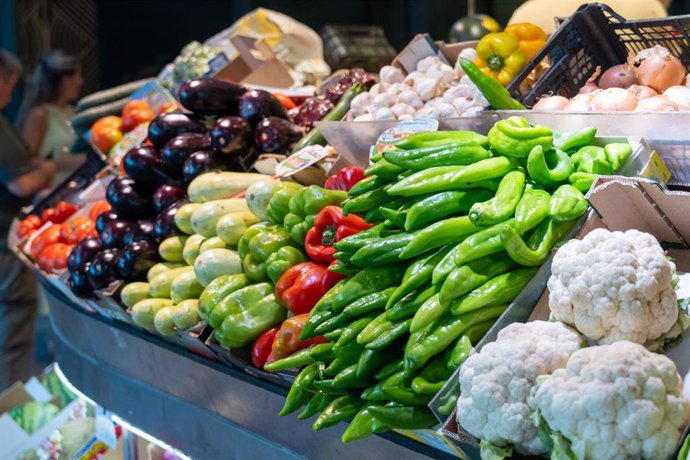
[95,412,118,449]
[373,118,439,159]
[275,145,334,177]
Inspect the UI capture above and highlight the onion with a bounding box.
[564,92,596,112]
[532,96,569,111]
[662,86,690,108]
[627,85,657,100]
[590,88,638,111]
[634,95,678,111]
[578,67,601,94]
[637,53,685,93]
[599,64,637,89]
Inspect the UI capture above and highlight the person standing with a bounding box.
[0,49,57,390]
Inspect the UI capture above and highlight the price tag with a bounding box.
[373,118,439,161]
[95,413,118,449]
[275,145,335,177]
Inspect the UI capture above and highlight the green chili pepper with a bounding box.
[348,175,392,197]
[341,287,395,320]
[333,340,365,366]
[451,156,520,189]
[341,403,389,443]
[364,159,407,180]
[381,371,432,406]
[387,165,501,197]
[364,207,385,223]
[350,232,416,266]
[392,130,489,149]
[312,393,365,431]
[445,335,472,373]
[370,151,383,162]
[548,184,588,222]
[333,222,398,253]
[469,170,525,227]
[431,242,463,287]
[573,146,613,175]
[366,318,412,350]
[357,311,392,346]
[450,268,537,316]
[336,315,376,348]
[356,347,393,379]
[384,143,491,170]
[362,381,388,401]
[452,218,516,267]
[324,329,343,341]
[404,189,493,231]
[379,206,407,228]
[375,358,405,381]
[411,355,450,395]
[410,293,449,334]
[604,143,633,171]
[333,364,368,389]
[342,187,390,215]
[280,363,319,416]
[552,127,597,152]
[310,342,337,362]
[526,145,574,188]
[328,261,359,277]
[514,185,550,234]
[312,378,350,394]
[405,317,436,358]
[387,246,451,309]
[568,171,598,193]
[368,405,437,430]
[300,309,337,340]
[400,216,482,259]
[263,342,334,372]
[501,217,574,266]
[329,265,405,312]
[459,58,526,111]
[298,391,337,420]
[439,252,518,304]
[488,116,553,158]
[387,285,436,322]
[311,280,347,313]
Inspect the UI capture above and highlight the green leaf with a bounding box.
[530,409,578,460]
[677,433,690,460]
[479,440,513,460]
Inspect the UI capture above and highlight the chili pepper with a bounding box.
[514,185,550,234]
[384,143,491,170]
[475,32,528,85]
[440,252,518,304]
[400,216,481,259]
[342,186,389,216]
[370,151,383,162]
[333,340,365,365]
[280,363,320,415]
[432,242,464,287]
[381,371,432,406]
[336,315,376,348]
[437,392,459,417]
[604,143,633,172]
[310,342,336,361]
[356,347,393,379]
[527,145,574,188]
[328,261,359,277]
[341,403,389,443]
[266,181,303,225]
[368,405,437,430]
[263,342,334,372]
[411,355,450,395]
[385,166,471,197]
[325,166,366,192]
[364,207,384,223]
[275,262,344,315]
[332,364,368,389]
[322,362,350,380]
[469,170,525,227]
[264,246,306,284]
[313,393,365,431]
[375,358,405,381]
[569,171,598,193]
[549,184,588,222]
[362,382,388,401]
[268,314,329,364]
[252,327,279,368]
[573,146,613,175]
[410,294,448,334]
[405,320,435,357]
[553,127,597,152]
[329,265,405,312]
[366,318,412,350]
[350,231,416,266]
[364,158,406,180]
[387,246,451,309]
[406,304,509,369]
[459,58,526,110]
[356,311,392,346]
[379,206,407,228]
[311,280,346,313]
[501,217,574,266]
[348,175,391,197]
[304,206,371,263]
[387,286,436,322]
[342,287,395,321]
[284,185,348,244]
[453,217,516,266]
[332,251,351,262]
[324,329,342,341]
[450,268,537,315]
[446,336,472,373]
[451,156,520,189]
[298,391,336,420]
[301,309,336,341]
[488,116,553,158]
[392,131,489,150]
[404,189,493,231]
[504,22,547,59]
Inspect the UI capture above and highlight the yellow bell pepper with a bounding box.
[475,32,528,86]
[504,23,548,60]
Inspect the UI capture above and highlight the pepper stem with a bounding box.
[322,225,337,246]
[487,54,504,72]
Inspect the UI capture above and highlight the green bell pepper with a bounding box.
[283,185,347,244]
[548,184,588,222]
[265,246,306,284]
[604,142,633,171]
[573,146,613,175]
[266,181,303,225]
[488,116,553,158]
[239,225,302,282]
[569,171,599,193]
[199,274,250,326]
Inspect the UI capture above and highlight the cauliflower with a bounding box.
[533,341,690,460]
[456,321,582,456]
[548,229,678,346]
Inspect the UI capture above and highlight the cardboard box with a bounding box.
[213,35,293,88]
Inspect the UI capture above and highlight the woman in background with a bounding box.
[16,51,85,186]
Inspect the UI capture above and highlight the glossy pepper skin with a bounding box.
[347,175,391,197]
[527,145,574,188]
[553,127,597,152]
[265,246,306,284]
[572,145,612,175]
[514,185,550,234]
[280,363,319,415]
[400,216,481,259]
[267,313,329,363]
[503,22,547,60]
[342,187,390,216]
[387,246,451,309]
[404,189,493,231]
[604,143,633,171]
[275,262,345,315]
[199,274,251,325]
[283,185,348,244]
[383,143,491,170]
[350,232,416,266]
[500,217,573,266]
[568,171,599,193]
[304,206,371,263]
[312,393,365,431]
[488,116,553,158]
[329,264,405,313]
[341,403,389,443]
[392,131,489,149]
[439,251,518,304]
[266,181,303,225]
[239,225,303,282]
[387,165,501,197]
[364,159,406,180]
[251,327,279,368]
[459,58,526,110]
[548,184,588,222]
[475,32,528,86]
[368,405,437,430]
[450,268,537,316]
[469,170,525,227]
[324,166,366,192]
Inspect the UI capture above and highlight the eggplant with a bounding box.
[123,145,174,190]
[152,184,187,214]
[148,112,207,149]
[178,78,246,115]
[238,90,289,125]
[210,116,253,155]
[254,117,303,153]
[100,220,133,249]
[95,211,121,234]
[67,237,103,273]
[106,177,153,220]
[69,262,95,298]
[123,220,156,245]
[182,151,228,183]
[117,240,160,281]
[161,134,211,177]
[87,249,122,290]
[154,199,188,241]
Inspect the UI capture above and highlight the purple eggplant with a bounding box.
[95,211,121,234]
[182,151,228,183]
[178,78,246,115]
[100,220,133,249]
[106,177,153,220]
[210,116,253,155]
[148,112,207,149]
[254,117,303,153]
[153,184,187,214]
[238,90,289,126]
[123,220,156,245]
[87,249,122,290]
[161,134,212,177]
[117,240,160,281]
[123,145,174,190]
[288,97,334,131]
[154,199,188,241]
[69,262,95,298]
[67,237,103,273]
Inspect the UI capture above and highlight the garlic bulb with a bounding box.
[397,113,414,121]
[354,113,374,122]
[416,106,434,118]
[425,97,445,108]
[380,65,404,84]
[396,90,423,109]
[473,93,489,107]
[374,107,396,120]
[391,103,416,118]
[388,82,406,95]
[417,56,442,73]
[371,92,396,110]
[416,76,442,101]
[369,83,387,97]
[350,92,372,117]
[431,103,459,119]
[461,106,485,117]
[404,71,423,86]
[452,96,476,113]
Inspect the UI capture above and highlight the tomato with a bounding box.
[274,93,296,110]
[122,100,151,117]
[41,208,58,223]
[93,115,123,132]
[54,201,79,223]
[60,216,97,245]
[158,102,177,114]
[91,126,123,153]
[36,242,73,273]
[30,225,61,258]
[122,107,155,132]
[16,215,43,238]
[89,200,111,221]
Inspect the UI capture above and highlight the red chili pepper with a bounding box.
[275,261,345,315]
[252,327,279,368]
[324,166,366,192]
[304,206,371,263]
[267,314,328,364]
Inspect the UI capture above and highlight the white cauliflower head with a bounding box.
[548,228,678,345]
[456,321,583,455]
[534,340,690,460]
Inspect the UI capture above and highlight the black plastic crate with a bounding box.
[321,25,397,72]
[507,3,690,106]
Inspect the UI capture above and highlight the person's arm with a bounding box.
[21,106,49,155]
[6,160,57,197]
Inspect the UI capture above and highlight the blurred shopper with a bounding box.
[509,0,669,33]
[16,51,84,186]
[0,49,57,390]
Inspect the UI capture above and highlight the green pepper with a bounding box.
[445,335,472,373]
[361,381,388,401]
[280,363,319,416]
[265,246,306,284]
[514,185,550,234]
[381,371,432,406]
[404,189,493,231]
[199,274,250,325]
[329,265,404,312]
[237,224,268,260]
[469,170,525,227]
[348,175,391,197]
[356,311,392,345]
[527,145,574,188]
[387,165,501,197]
[341,287,395,321]
[298,391,337,420]
[573,146,613,175]
[342,187,389,215]
[328,261,359,277]
[341,403,389,443]
[439,252,518,304]
[240,225,301,282]
[324,329,343,341]
[364,207,385,224]
[399,216,481,259]
[604,143,633,171]
[263,342,335,372]
[379,206,407,228]
[392,130,489,150]
[356,347,393,379]
[365,158,407,179]
[568,171,598,193]
[384,143,491,170]
[333,364,369,389]
[387,246,451,309]
[552,127,597,152]
[336,315,376,348]
[501,217,574,266]
[284,185,347,244]
[411,355,450,395]
[387,286,436,322]
[333,340,365,365]
[375,358,405,381]
[310,342,337,362]
[313,393,365,431]
[548,184,588,222]
[333,222,398,253]
[453,218,516,266]
[350,232,416,266]
[488,116,553,158]
[366,318,412,350]
[368,404,437,430]
[450,156,520,189]
[459,58,527,111]
[266,181,303,225]
[450,267,537,315]
[311,280,347,313]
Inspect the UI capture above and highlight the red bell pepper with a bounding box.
[304,206,371,263]
[252,327,279,368]
[324,166,366,192]
[275,261,345,315]
[267,314,328,364]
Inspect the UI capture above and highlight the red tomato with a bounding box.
[36,242,73,273]
[93,115,123,132]
[274,93,296,110]
[40,208,58,224]
[89,200,111,221]
[30,225,61,258]
[54,201,79,223]
[158,102,177,114]
[60,216,97,245]
[16,215,43,238]
[122,107,155,132]
[91,127,123,153]
[122,100,151,117]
